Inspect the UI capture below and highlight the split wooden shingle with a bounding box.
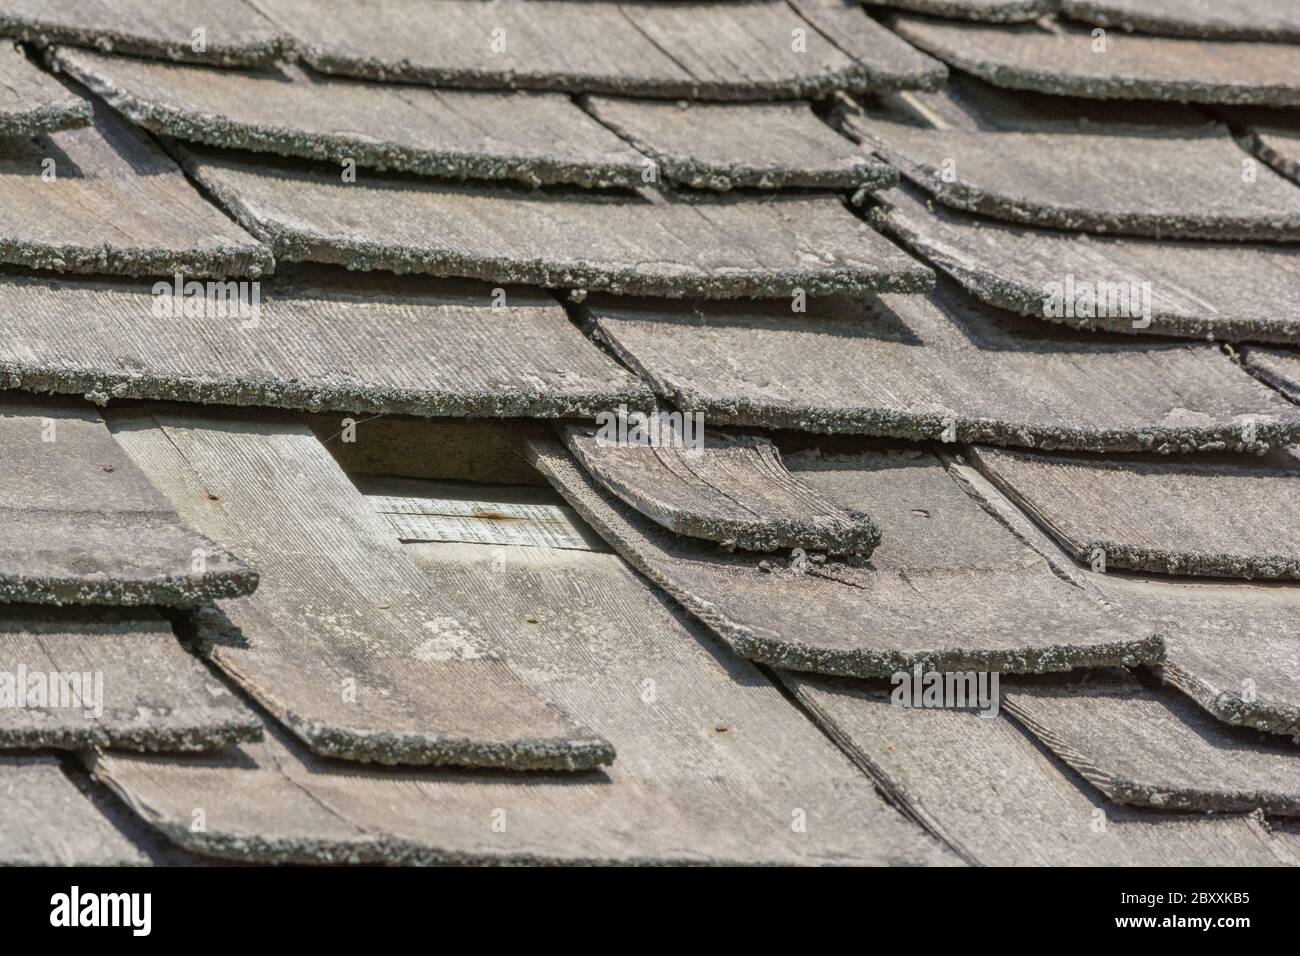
[0,41,89,136]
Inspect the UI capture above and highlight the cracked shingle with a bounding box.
[0,41,89,135]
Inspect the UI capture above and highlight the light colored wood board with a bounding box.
[177,143,933,299]
[92,540,955,865]
[583,96,893,191]
[562,424,879,553]
[1244,347,1300,404]
[874,184,1300,344]
[892,15,1300,107]
[0,756,148,865]
[586,279,1300,452]
[1061,0,1300,43]
[0,394,256,606]
[785,0,946,88]
[971,445,1300,580]
[0,0,293,65]
[530,438,1160,677]
[782,674,1295,866]
[871,0,1051,21]
[358,476,609,552]
[0,267,649,418]
[256,0,940,99]
[55,49,647,189]
[947,458,1300,739]
[1003,670,1300,816]
[103,405,613,771]
[846,113,1300,241]
[0,97,270,277]
[308,415,549,485]
[0,41,89,135]
[0,606,260,751]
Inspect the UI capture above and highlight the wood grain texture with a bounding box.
[0,42,89,135]
[782,674,1295,866]
[0,606,261,751]
[587,278,1300,452]
[1003,670,1300,815]
[0,0,293,65]
[0,98,270,277]
[56,49,647,189]
[846,113,1300,240]
[1244,347,1300,404]
[893,15,1300,107]
[104,405,613,771]
[93,541,956,865]
[971,445,1300,580]
[1061,0,1300,42]
[874,184,1300,343]
[177,143,932,298]
[256,0,941,99]
[0,756,147,865]
[583,96,894,191]
[948,458,1300,739]
[531,438,1160,677]
[0,395,256,606]
[0,266,649,419]
[563,424,880,553]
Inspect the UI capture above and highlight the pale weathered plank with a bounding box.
[530,438,1160,677]
[0,267,649,418]
[1003,670,1300,816]
[0,98,270,277]
[104,405,613,771]
[971,445,1300,580]
[359,476,609,552]
[587,279,1300,452]
[782,675,1293,866]
[0,756,148,865]
[92,540,956,865]
[583,96,894,191]
[0,606,260,751]
[893,15,1300,107]
[846,113,1300,240]
[0,41,89,135]
[1061,0,1300,43]
[1244,347,1300,404]
[873,184,1300,344]
[948,458,1300,739]
[177,143,932,298]
[55,48,647,189]
[0,0,293,65]
[256,0,942,99]
[0,395,256,606]
[562,424,880,553]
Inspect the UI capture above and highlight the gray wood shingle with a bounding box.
[1245,347,1300,403]
[0,396,257,606]
[91,541,956,865]
[55,48,648,189]
[530,439,1161,678]
[104,406,614,771]
[1061,0,1300,43]
[868,0,1051,20]
[0,41,89,135]
[586,279,1300,452]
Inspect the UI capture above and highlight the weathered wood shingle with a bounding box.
[105,406,614,771]
[1061,0,1300,43]
[971,445,1300,580]
[0,396,257,606]
[0,267,650,418]
[0,41,89,135]
[893,15,1300,106]
[586,280,1300,452]
[869,0,1052,21]
[178,144,933,298]
[530,439,1160,678]
[0,606,261,751]
[1244,347,1300,404]
[91,541,956,865]
[562,425,880,554]
[56,48,648,189]
[0,99,271,277]
[1230,107,1300,185]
